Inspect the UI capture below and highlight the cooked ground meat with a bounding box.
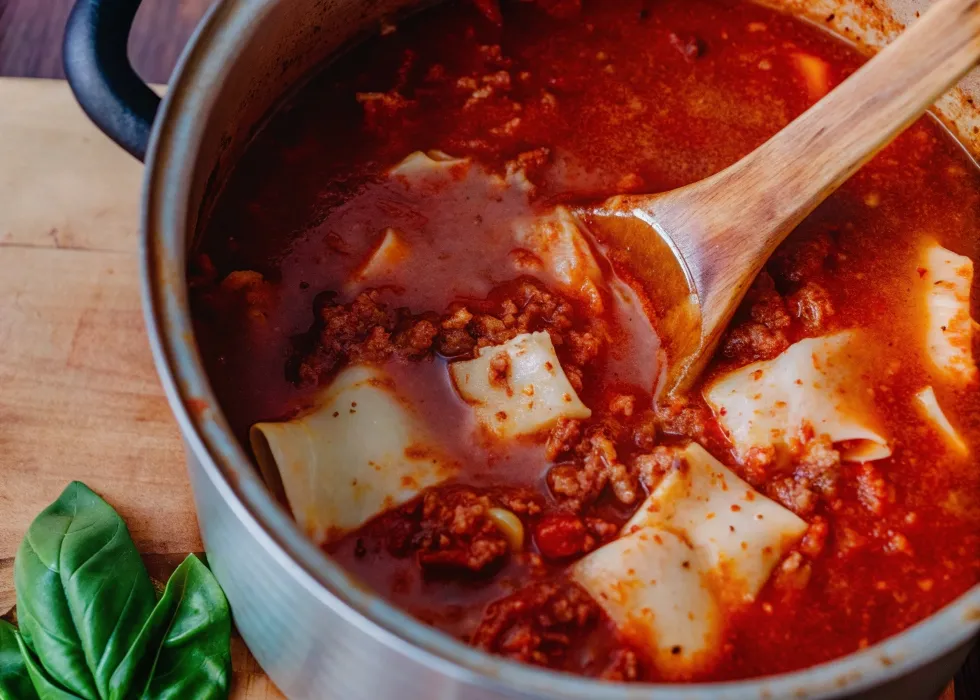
[295,290,425,384]
[796,436,840,497]
[395,318,440,357]
[855,463,894,516]
[653,398,730,456]
[763,436,839,516]
[600,648,642,681]
[494,488,545,516]
[631,410,659,450]
[356,90,417,132]
[788,281,835,332]
[609,393,636,417]
[584,516,620,542]
[545,417,582,461]
[768,230,835,285]
[771,551,813,595]
[296,278,604,386]
[722,320,790,362]
[767,476,818,517]
[669,32,706,62]
[471,581,598,666]
[368,487,513,574]
[416,489,511,573]
[548,432,638,510]
[634,445,681,491]
[747,271,792,331]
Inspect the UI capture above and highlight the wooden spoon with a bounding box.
[584,0,980,394]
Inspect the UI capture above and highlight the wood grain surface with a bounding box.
[0,0,976,696]
[0,77,284,700]
[0,0,214,82]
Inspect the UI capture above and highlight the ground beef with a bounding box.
[800,516,829,558]
[566,330,603,366]
[295,290,434,384]
[768,230,835,285]
[356,90,417,131]
[855,463,894,516]
[653,398,730,455]
[471,581,599,666]
[771,551,813,595]
[584,516,620,542]
[548,432,638,510]
[416,489,511,573]
[668,32,705,62]
[600,649,641,681]
[367,487,513,574]
[631,410,659,450]
[395,318,440,357]
[494,488,545,516]
[747,271,792,330]
[507,147,551,182]
[788,281,835,332]
[796,436,840,497]
[545,417,582,461]
[295,278,602,386]
[634,445,682,491]
[609,393,635,417]
[766,476,818,517]
[762,437,839,516]
[722,321,790,362]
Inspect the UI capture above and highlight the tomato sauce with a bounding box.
[191,0,980,683]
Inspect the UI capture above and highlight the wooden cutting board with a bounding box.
[0,76,964,700]
[0,76,285,699]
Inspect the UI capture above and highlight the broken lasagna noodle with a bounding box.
[191,0,980,685]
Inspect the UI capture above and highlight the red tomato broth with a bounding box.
[190,0,980,683]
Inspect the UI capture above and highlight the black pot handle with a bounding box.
[63,0,160,162]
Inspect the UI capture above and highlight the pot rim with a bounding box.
[140,0,980,697]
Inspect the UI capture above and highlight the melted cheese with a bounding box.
[705,331,890,463]
[250,365,457,544]
[572,442,805,678]
[915,386,968,454]
[449,331,591,438]
[919,242,976,384]
[512,207,604,312]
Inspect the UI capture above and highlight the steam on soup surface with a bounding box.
[191,0,980,682]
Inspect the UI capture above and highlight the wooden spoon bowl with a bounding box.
[585,0,980,393]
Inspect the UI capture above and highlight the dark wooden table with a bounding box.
[0,2,976,699]
[0,0,211,82]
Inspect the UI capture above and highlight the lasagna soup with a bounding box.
[190,0,980,683]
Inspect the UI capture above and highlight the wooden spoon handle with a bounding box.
[630,0,980,391]
[701,0,980,258]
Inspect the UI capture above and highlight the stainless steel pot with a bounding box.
[63,0,980,697]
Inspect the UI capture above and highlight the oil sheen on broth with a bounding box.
[190,0,980,683]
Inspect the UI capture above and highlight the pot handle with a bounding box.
[63,0,160,162]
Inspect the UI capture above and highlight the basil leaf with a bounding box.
[111,555,231,700]
[0,620,38,700]
[14,482,156,700]
[9,625,81,699]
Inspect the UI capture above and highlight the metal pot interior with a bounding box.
[143,0,980,697]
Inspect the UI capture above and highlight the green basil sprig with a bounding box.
[0,619,36,699]
[2,482,231,700]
